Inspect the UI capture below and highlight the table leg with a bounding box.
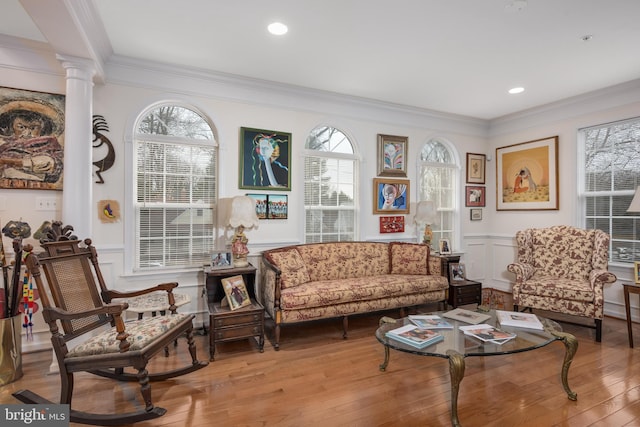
[446,349,465,427]
[624,286,634,348]
[549,330,578,401]
[379,345,390,371]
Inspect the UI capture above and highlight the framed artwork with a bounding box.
[246,193,288,219]
[239,127,291,191]
[449,262,466,281]
[373,177,410,214]
[465,186,486,207]
[439,239,451,255]
[635,261,640,284]
[379,216,405,233]
[0,86,66,190]
[466,153,486,184]
[377,134,408,177]
[210,252,233,270]
[470,208,482,221]
[496,136,559,211]
[221,275,252,311]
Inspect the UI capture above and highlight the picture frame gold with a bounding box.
[221,275,252,311]
[496,136,559,211]
[466,153,486,184]
[439,238,451,255]
[377,134,408,177]
[373,177,409,214]
[635,261,640,285]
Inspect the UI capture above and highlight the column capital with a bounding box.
[56,54,96,81]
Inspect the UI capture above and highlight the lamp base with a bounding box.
[233,257,249,268]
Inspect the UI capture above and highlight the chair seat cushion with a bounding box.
[67,313,190,358]
[517,273,594,302]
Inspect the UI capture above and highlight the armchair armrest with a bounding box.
[589,269,617,286]
[507,262,536,281]
[103,282,179,301]
[43,302,128,323]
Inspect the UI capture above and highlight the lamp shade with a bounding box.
[627,186,640,213]
[414,200,437,224]
[228,196,260,229]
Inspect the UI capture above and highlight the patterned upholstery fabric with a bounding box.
[265,248,311,289]
[507,226,617,340]
[67,313,190,358]
[261,242,448,326]
[390,242,430,275]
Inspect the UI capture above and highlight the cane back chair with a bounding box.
[12,226,208,425]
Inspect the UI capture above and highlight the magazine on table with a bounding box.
[408,314,453,329]
[442,308,491,324]
[495,310,544,330]
[459,324,517,345]
[385,324,444,349]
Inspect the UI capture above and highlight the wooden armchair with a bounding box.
[507,225,617,342]
[12,225,208,425]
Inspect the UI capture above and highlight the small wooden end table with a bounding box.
[623,283,640,348]
[448,279,482,308]
[204,264,264,360]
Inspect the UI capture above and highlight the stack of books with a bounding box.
[496,310,544,330]
[408,314,453,329]
[459,324,516,345]
[385,324,444,349]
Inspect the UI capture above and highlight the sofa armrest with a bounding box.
[428,254,442,276]
[507,262,535,282]
[260,255,283,322]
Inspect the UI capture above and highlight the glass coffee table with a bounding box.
[375,309,578,427]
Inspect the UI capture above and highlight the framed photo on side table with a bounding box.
[377,134,408,177]
[466,153,486,184]
[635,261,640,284]
[221,275,252,311]
[449,262,466,281]
[439,239,451,255]
[210,252,233,270]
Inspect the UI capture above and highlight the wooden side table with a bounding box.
[623,283,640,348]
[204,264,264,360]
[448,279,482,308]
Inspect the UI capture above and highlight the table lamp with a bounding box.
[414,200,437,248]
[228,196,260,267]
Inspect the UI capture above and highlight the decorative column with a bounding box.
[56,55,96,238]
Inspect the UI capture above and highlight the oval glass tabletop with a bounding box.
[375,309,563,358]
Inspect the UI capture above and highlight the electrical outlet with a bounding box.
[36,197,58,211]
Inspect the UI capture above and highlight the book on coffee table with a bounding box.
[495,310,544,330]
[385,324,444,349]
[459,324,516,345]
[442,308,491,324]
[408,314,453,329]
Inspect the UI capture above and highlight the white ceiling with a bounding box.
[3,0,640,120]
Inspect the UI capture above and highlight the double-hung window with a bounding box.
[304,126,357,242]
[580,117,640,263]
[133,104,217,270]
[417,138,458,246]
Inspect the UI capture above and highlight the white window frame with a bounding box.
[123,99,218,274]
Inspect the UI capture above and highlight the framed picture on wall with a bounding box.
[496,136,559,211]
[377,134,408,177]
[466,153,486,184]
[465,186,486,207]
[372,178,410,214]
[470,208,482,221]
[239,127,291,191]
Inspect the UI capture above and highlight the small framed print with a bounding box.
[465,186,486,207]
[470,208,482,221]
[449,262,466,281]
[210,252,233,269]
[379,216,405,233]
[439,239,451,255]
[221,275,252,311]
[635,261,640,284]
[373,178,409,214]
[466,153,486,184]
[377,134,408,177]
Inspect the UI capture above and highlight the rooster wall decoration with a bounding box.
[91,115,115,184]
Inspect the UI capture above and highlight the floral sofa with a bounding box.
[507,225,617,342]
[261,241,449,349]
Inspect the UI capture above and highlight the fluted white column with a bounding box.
[56,55,96,238]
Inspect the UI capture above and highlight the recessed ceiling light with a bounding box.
[509,87,525,94]
[580,34,593,42]
[268,22,288,36]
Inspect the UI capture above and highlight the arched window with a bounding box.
[132,104,217,270]
[418,138,458,247]
[304,126,358,242]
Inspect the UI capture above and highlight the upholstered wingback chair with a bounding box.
[507,225,617,342]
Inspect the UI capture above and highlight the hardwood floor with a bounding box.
[1,306,639,427]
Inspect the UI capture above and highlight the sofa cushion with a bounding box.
[266,248,311,289]
[390,242,430,275]
[278,274,448,310]
[296,242,389,281]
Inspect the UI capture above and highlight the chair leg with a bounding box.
[342,316,348,339]
[60,371,73,405]
[136,367,154,412]
[595,318,602,342]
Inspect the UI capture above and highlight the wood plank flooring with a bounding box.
[1,306,639,427]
